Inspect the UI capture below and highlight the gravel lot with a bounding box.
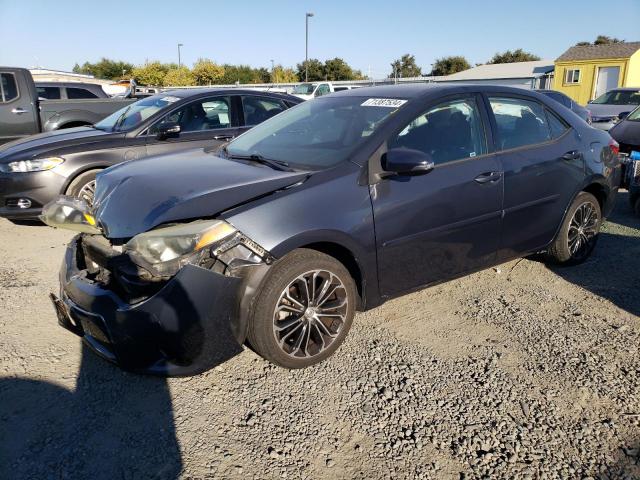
[1,192,639,480]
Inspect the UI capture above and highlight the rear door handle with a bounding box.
[562,150,581,161]
[474,171,502,184]
[11,107,28,115]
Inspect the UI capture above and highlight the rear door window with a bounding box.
[67,87,99,99]
[488,97,551,150]
[241,96,286,126]
[390,96,487,165]
[37,86,61,100]
[0,73,19,102]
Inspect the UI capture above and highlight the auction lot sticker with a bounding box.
[361,98,408,108]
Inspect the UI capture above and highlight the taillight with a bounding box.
[609,139,619,156]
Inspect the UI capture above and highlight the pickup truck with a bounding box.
[0,67,136,145]
[290,82,360,100]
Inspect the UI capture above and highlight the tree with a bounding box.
[163,67,195,86]
[389,54,422,78]
[576,35,624,46]
[191,58,225,86]
[72,58,134,80]
[430,56,471,76]
[132,61,168,86]
[296,59,325,81]
[323,57,363,81]
[487,49,540,64]
[256,67,271,83]
[220,64,261,84]
[271,65,298,83]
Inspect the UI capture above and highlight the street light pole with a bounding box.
[177,43,183,67]
[305,12,314,82]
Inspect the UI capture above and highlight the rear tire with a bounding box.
[65,169,101,207]
[545,191,601,265]
[247,249,356,369]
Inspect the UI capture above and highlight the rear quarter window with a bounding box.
[67,87,99,99]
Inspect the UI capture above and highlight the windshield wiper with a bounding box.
[223,147,293,172]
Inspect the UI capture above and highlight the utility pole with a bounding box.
[305,12,314,82]
[177,43,183,67]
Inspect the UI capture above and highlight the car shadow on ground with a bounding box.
[546,191,640,317]
[0,344,182,479]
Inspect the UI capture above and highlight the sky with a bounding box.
[1,0,639,79]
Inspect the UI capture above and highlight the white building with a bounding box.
[437,60,555,89]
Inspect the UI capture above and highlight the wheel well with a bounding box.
[301,242,364,307]
[63,167,104,195]
[582,183,606,210]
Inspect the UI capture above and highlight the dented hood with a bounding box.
[92,148,307,238]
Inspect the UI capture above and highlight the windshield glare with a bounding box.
[292,83,316,95]
[94,95,179,131]
[226,96,404,169]
[591,90,640,106]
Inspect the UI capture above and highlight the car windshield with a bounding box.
[93,95,181,131]
[292,83,316,94]
[627,105,640,121]
[225,96,405,170]
[590,90,640,106]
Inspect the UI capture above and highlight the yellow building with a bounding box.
[554,42,640,105]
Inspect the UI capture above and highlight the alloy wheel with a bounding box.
[272,269,348,359]
[77,180,96,207]
[568,201,599,261]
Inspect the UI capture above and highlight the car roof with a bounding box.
[161,88,299,101]
[607,87,640,92]
[328,83,548,100]
[35,82,102,88]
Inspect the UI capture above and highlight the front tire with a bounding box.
[65,169,101,207]
[247,249,356,369]
[546,191,601,265]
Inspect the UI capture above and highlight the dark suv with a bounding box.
[45,85,621,375]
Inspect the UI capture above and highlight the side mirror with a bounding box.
[382,148,435,175]
[156,122,180,140]
[618,111,629,120]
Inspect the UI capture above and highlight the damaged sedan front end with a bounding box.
[45,197,274,376]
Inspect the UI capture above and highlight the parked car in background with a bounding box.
[291,82,338,100]
[44,85,620,375]
[609,104,640,209]
[0,67,135,144]
[35,82,109,100]
[0,88,301,219]
[587,87,640,130]
[536,89,591,124]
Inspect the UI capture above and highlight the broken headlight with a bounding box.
[125,220,237,265]
[40,196,101,234]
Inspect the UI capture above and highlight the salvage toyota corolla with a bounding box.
[44,85,621,375]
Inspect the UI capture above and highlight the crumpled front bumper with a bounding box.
[54,236,246,376]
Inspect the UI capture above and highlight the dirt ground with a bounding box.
[1,192,638,480]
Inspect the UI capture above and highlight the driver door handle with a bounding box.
[11,107,28,115]
[474,171,502,184]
